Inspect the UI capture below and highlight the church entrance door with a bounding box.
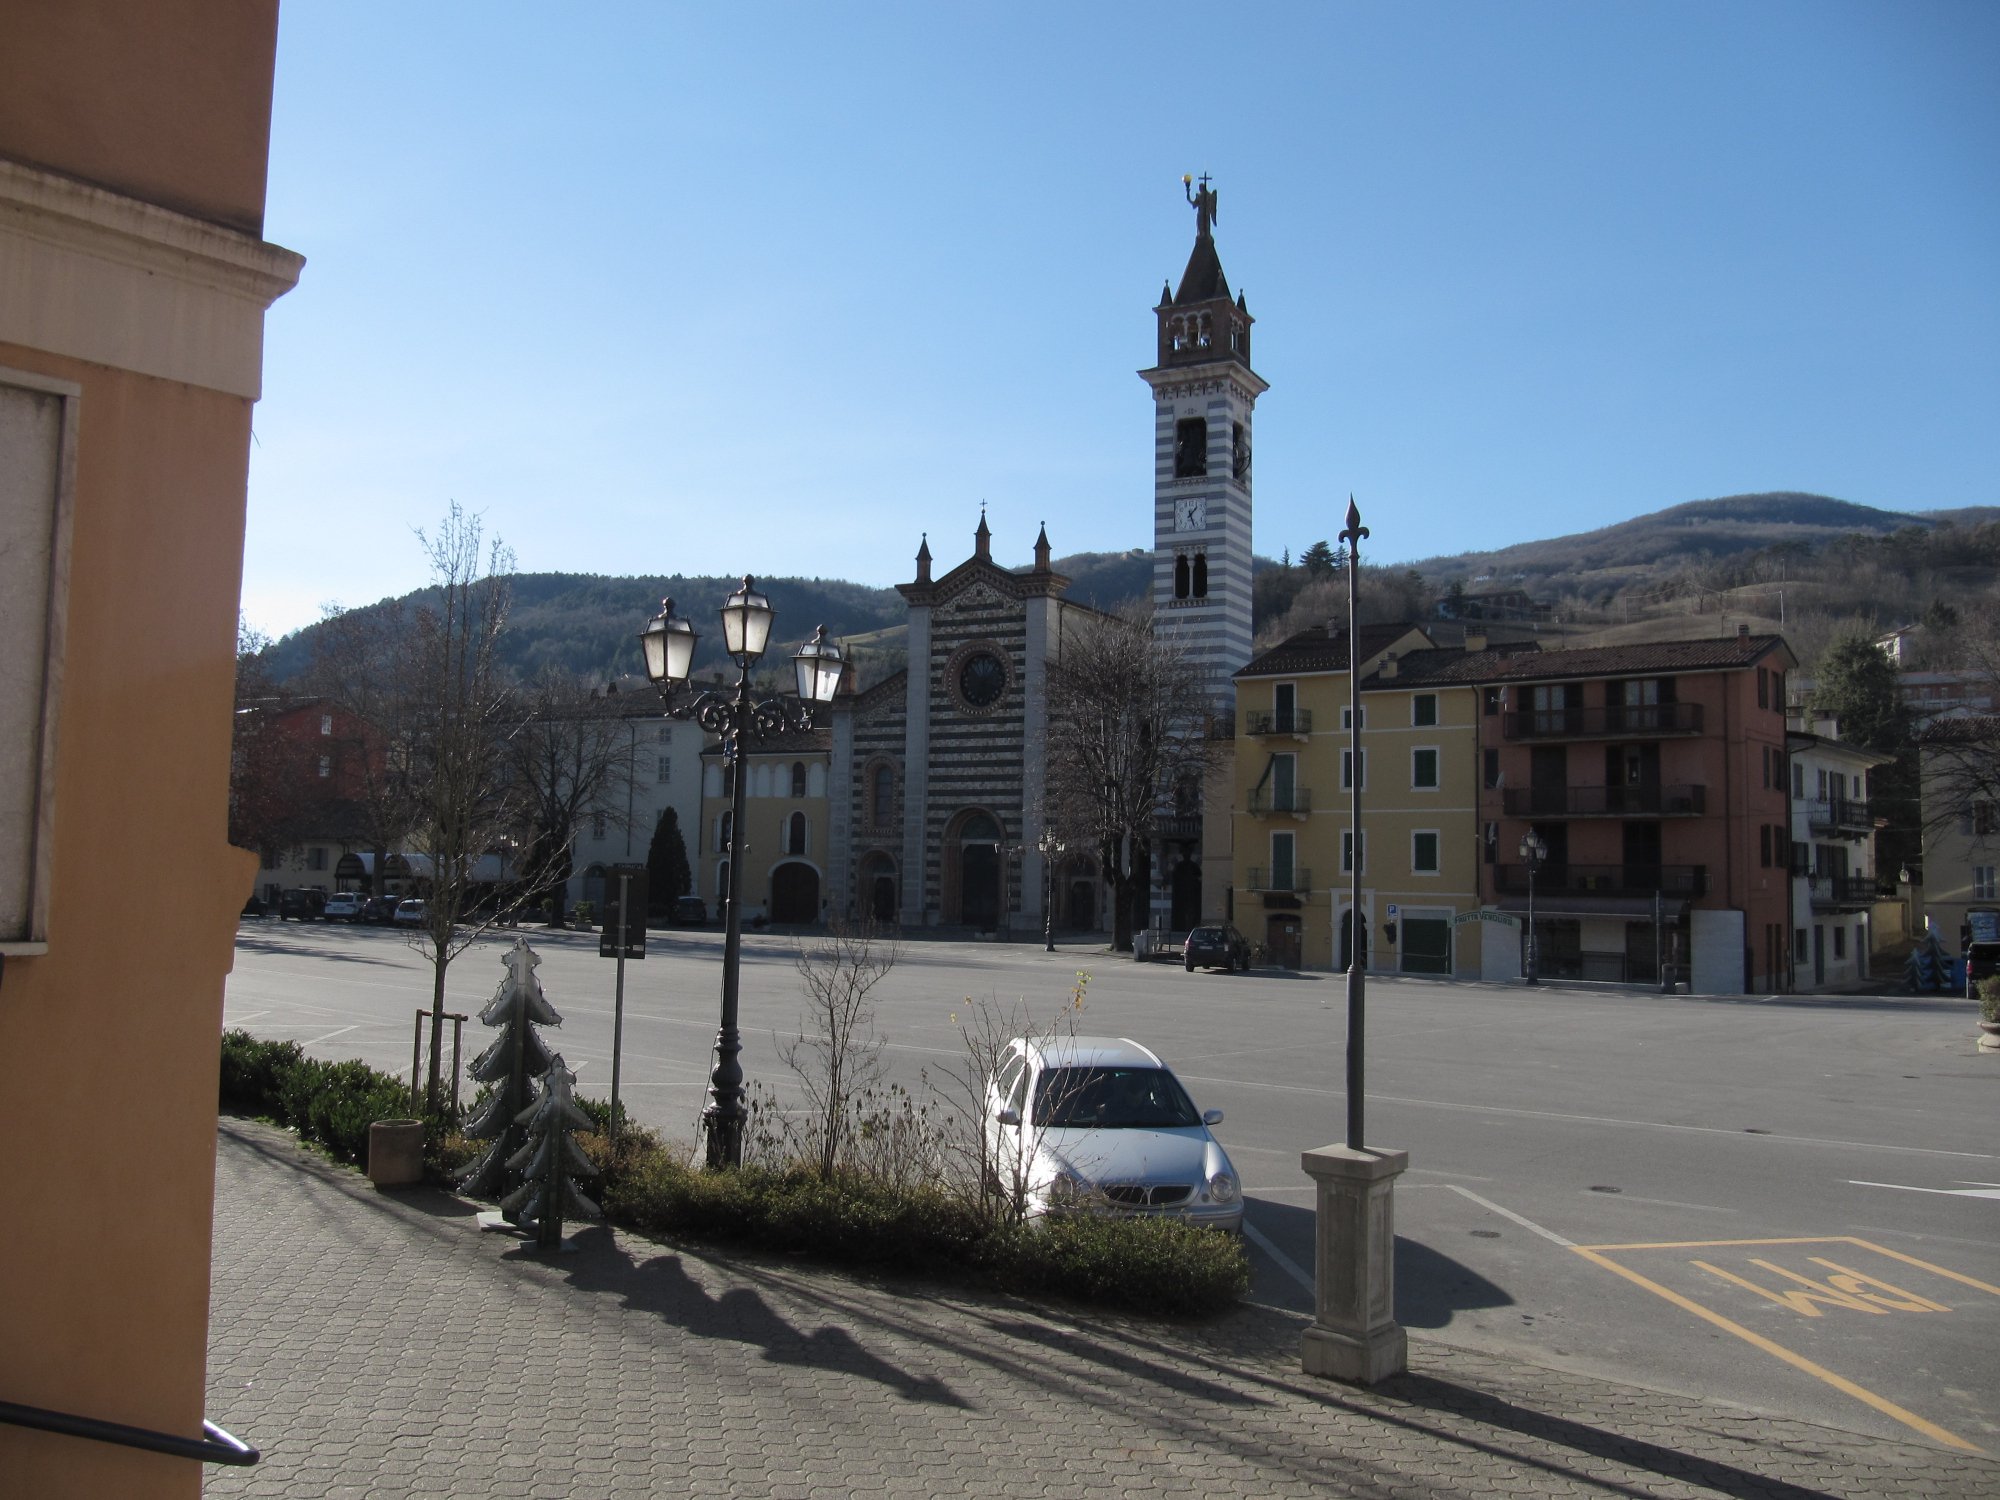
[771,862,819,924]
[960,844,999,928]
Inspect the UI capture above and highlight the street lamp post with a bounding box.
[1038,826,1065,952]
[1519,828,1547,985]
[1300,496,1408,1386]
[640,579,843,1170]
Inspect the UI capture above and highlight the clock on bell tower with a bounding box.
[1141,174,1265,705]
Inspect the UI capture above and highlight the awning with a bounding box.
[1495,895,1688,922]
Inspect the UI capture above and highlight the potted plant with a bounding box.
[1978,975,2000,1047]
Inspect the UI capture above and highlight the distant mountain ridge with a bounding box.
[261,493,1989,686]
[1404,492,1995,595]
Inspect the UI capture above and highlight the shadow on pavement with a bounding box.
[232,931,411,967]
[1378,1371,1850,1500]
[547,1231,969,1408]
[1250,1198,1515,1329]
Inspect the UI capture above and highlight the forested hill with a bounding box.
[1401,492,1998,600]
[260,550,1160,686]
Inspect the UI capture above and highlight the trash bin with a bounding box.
[367,1119,425,1187]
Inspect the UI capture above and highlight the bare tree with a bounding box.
[1919,715,2000,848]
[402,505,522,1114]
[499,669,640,927]
[308,600,422,894]
[1044,606,1216,951]
[777,921,903,1180]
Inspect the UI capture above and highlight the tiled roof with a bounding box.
[1236,624,1418,678]
[1917,713,2000,745]
[1365,646,1541,687]
[1462,635,1793,683]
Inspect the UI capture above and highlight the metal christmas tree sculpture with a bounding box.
[460,936,561,1202]
[500,1055,601,1250]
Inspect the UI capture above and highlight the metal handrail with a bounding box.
[0,1398,258,1467]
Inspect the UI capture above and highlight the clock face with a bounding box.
[958,651,1006,708]
[1175,497,1207,532]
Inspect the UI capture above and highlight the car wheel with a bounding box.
[1184,956,1195,972]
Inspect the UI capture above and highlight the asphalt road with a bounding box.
[223,917,2000,1456]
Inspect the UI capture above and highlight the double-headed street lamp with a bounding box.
[1519,828,1548,985]
[640,578,843,1169]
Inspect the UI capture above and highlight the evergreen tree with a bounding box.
[645,806,692,916]
[500,1055,599,1250]
[1300,540,1338,580]
[1812,633,1919,877]
[460,937,561,1202]
[1811,635,1909,756]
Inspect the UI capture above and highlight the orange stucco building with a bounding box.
[0,5,300,1495]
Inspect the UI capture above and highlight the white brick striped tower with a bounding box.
[1141,174,1265,706]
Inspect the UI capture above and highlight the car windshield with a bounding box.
[1190,928,1224,942]
[1033,1066,1201,1129]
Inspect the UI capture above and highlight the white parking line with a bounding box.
[300,1026,359,1047]
[1243,1219,1315,1298]
[1447,1185,1577,1248]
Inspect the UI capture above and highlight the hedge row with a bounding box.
[220,1030,413,1168]
[219,1030,1249,1316]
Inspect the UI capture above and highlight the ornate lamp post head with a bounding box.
[639,597,699,693]
[793,624,845,705]
[719,576,775,664]
[1519,829,1547,866]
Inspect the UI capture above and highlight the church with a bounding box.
[823,178,1266,935]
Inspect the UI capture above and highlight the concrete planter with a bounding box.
[367,1119,426,1187]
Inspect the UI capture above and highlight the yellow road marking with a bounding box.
[1569,1243,1988,1455]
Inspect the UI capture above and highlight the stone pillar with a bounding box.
[1300,1143,1407,1384]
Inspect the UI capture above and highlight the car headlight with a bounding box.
[1206,1170,1239,1205]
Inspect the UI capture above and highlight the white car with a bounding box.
[985,1035,1242,1232]
[392,898,427,927]
[321,892,368,922]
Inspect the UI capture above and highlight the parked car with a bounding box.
[361,895,402,925]
[277,888,326,922]
[392,898,427,927]
[1183,923,1252,973]
[670,895,708,926]
[240,895,268,919]
[322,892,368,923]
[984,1035,1241,1232]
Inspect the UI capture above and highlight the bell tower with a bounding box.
[1141,174,1265,704]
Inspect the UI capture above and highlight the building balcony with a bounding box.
[1803,798,1872,839]
[1501,702,1704,742]
[1806,873,1878,910]
[1501,784,1707,818]
[1494,862,1709,899]
[1244,708,1312,738]
[1246,866,1312,894]
[1246,785,1312,817]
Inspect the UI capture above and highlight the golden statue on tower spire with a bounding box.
[1183,172,1218,238]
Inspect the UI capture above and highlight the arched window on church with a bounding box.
[1170,316,1187,352]
[718,810,732,851]
[786,811,807,855]
[1197,312,1212,348]
[1174,552,1190,600]
[791,761,807,798]
[1192,552,1208,599]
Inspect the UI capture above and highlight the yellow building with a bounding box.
[0,5,300,1494]
[698,729,833,924]
[1233,625,1488,974]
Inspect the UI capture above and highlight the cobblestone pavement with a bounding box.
[206,1118,2000,1499]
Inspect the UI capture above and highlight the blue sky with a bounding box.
[243,1,1999,640]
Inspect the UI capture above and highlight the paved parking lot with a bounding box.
[207,1116,2000,1498]
[224,919,2000,1454]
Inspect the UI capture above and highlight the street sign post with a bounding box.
[599,865,647,1154]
